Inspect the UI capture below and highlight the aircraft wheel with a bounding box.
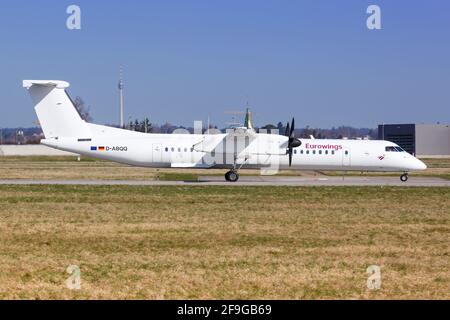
[400,173,408,182]
[224,171,231,181]
[227,171,239,182]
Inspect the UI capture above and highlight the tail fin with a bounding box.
[23,80,91,139]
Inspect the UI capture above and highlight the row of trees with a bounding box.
[127,118,152,133]
[1,96,377,144]
[68,96,380,139]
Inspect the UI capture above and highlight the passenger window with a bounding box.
[319,150,322,155]
[332,151,335,155]
[325,150,328,155]
[171,147,174,152]
[184,148,187,152]
[165,147,168,152]
[313,150,316,155]
[294,150,297,154]
[306,150,310,155]
[345,150,349,155]
[301,150,304,154]
[178,148,181,152]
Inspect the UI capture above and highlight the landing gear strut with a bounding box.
[400,173,409,182]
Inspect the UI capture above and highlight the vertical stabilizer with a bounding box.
[23,80,91,139]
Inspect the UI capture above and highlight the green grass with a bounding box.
[0,185,449,299]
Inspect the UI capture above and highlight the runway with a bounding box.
[0,176,449,187]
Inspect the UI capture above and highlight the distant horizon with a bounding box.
[2,1,449,128]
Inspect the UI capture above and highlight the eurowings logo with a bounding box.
[378,155,385,160]
[305,143,343,151]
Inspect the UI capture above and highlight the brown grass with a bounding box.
[0,185,449,299]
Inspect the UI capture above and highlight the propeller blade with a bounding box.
[285,117,300,166]
[290,118,295,138]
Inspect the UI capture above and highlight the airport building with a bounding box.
[378,123,450,157]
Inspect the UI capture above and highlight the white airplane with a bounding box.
[23,80,427,182]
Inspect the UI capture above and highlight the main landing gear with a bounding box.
[225,157,249,182]
[225,170,239,182]
[400,173,409,182]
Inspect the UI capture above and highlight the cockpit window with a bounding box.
[395,146,405,152]
[385,146,398,152]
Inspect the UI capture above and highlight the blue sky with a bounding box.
[1,0,449,128]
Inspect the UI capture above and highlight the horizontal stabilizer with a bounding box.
[23,80,70,89]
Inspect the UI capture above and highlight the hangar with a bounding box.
[378,123,450,157]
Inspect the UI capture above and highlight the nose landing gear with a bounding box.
[400,173,409,182]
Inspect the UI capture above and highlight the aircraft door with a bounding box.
[152,144,163,163]
[342,148,351,167]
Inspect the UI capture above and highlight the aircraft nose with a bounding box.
[410,158,427,171]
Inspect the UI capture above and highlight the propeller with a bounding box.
[285,118,302,166]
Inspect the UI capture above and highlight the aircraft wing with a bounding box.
[192,129,287,156]
[192,129,257,153]
[192,134,227,153]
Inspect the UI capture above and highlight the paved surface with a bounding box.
[0,176,449,187]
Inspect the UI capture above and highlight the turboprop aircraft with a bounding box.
[23,80,427,182]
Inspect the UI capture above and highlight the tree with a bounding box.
[134,119,140,132]
[128,120,134,130]
[142,118,152,133]
[73,97,93,122]
[276,121,284,133]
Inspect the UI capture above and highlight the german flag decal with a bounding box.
[90,146,128,152]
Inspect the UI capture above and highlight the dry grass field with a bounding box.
[0,184,449,299]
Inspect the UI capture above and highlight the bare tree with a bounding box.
[73,97,93,122]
